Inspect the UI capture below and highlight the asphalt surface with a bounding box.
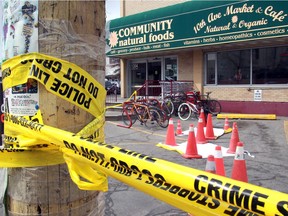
[104,114,288,216]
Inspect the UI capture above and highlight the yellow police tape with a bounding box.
[2,52,106,118]
[2,113,288,215]
[1,53,288,215]
[2,52,106,166]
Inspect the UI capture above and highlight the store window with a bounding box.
[164,57,177,81]
[206,53,216,84]
[217,50,250,85]
[252,47,288,84]
[205,46,288,85]
[130,62,147,94]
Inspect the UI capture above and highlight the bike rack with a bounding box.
[117,102,132,129]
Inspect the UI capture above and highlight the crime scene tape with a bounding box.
[1,53,106,165]
[2,113,288,215]
[2,52,106,118]
[1,53,288,215]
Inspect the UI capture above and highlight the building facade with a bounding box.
[106,0,288,116]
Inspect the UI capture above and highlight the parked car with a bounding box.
[105,79,120,94]
[105,80,113,91]
[105,80,121,95]
[110,80,120,94]
[105,80,114,95]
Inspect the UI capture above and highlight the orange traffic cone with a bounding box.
[205,155,216,173]
[199,107,206,127]
[214,145,226,176]
[231,142,248,182]
[224,117,232,133]
[196,115,207,144]
[205,113,216,140]
[164,118,177,146]
[227,122,240,154]
[182,124,202,159]
[176,120,183,136]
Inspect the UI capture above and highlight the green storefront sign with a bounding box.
[106,0,288,57]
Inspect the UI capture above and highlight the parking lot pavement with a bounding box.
[104,115,288,216]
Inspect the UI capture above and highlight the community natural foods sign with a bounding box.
[109,19,174,47]
[106,1,288,56]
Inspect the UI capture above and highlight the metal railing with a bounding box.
[134,80,194,99]
[159,80,194,97]
[133,80,161,98]
[106,84,119,103]
[106,80,195,103]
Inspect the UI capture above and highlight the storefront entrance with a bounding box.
[128,56,178,97]
[148,61,161,81]
[129,58,162,96]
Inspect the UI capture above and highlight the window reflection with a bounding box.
[205,46,288,85]
[217,50,250,85]
[164,57,177,81]
[252,47,288,84]
[206,53,216,84]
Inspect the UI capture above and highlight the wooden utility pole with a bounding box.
[6,1,106,215]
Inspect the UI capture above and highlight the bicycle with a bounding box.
[177,100,199,121]
[159,91,187,116]
[146,98,170,128]
[187,91,221,116]
[156,99,173,118]
[121,101,167,128]
[142,97,171,118]
[134,97,170,127]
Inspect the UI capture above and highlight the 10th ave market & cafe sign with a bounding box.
[106,1,288,56]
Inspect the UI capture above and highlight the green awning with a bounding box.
[109,1,240,28]
[106,0,288,57]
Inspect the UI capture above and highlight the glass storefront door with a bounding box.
[128,56,177,97]
[130,62,147,96]
[148,61,161,81]
[147,61,161,96]
[129,59,161,96]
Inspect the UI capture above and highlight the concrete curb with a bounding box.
[217,113,277,120]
